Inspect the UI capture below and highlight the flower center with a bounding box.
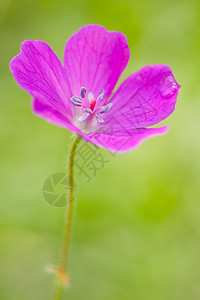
[70,87,113,128]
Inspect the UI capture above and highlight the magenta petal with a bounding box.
[87,126,168,153]
[33,96,92,143]
[103,65,180,132]
[32,96,83,135]
[9,40,76,131]
[64,25,130,99]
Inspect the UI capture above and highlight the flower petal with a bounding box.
[32,96,83,135]
[64,25,130,99]
[87,126,168,153]
[10,40,75,130]
[102,65,180,133]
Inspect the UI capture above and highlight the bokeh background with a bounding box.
[1,0,200,299]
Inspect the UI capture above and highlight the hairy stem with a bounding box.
[53,135,81,300]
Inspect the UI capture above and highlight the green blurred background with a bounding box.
[1,0,200,299]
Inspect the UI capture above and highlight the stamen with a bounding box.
[70,96,82,107]
[88,92,94,103]
[79,112,90,122]
[71,88,111,127]
[96,115,104,123]
[99,103,113,114]
[97,89,105,101]
[80,87,87,98]
[84,108,93,114]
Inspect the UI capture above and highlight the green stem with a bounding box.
[53,135,81,300]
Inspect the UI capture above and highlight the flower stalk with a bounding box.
[53,135,81,300]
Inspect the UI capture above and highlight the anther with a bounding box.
[97,89,105,101]
[96,115,104,123]
[79,112,90,122]
[88,92,94,103]
[99,103,113,114]
[70,96,82,107]
[84,108,93,114]
[80,87,87,98]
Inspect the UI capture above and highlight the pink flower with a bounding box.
[10,25,180,152]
